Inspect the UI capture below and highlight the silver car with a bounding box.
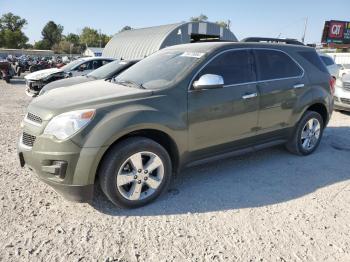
[334,74,350,111]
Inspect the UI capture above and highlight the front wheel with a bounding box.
[99,137,172,208]
[286,111,324,155]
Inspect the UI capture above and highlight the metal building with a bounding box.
[103,22,238,59]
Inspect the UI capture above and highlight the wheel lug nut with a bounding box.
[144,177,148,180]
[137,180,142,184]
[134,175,138,179]
[138,169,142,173]
[144,170,148,174]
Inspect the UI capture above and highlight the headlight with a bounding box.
[335,79,343,87]
[43,109,95,140]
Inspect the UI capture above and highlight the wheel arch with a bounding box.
[306,102,329,125]
[94,128,180,183]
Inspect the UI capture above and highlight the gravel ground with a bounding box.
[0,77,350,262]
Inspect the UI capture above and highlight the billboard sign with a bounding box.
[322,20,350,45]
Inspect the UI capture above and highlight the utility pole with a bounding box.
[99,29,102,48]
[301,17,308,43]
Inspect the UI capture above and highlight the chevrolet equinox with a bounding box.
[18,42,334,208]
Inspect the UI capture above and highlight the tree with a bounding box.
[215,21,230,29]
[119,25,133,32]
[79,27,110,47]
[65,33,80,46]
[0,12,28,48]
[34,40,50,50]
[41,21,63,49]
[190,14,208,22]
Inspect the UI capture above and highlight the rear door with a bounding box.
[188,49,259,155]
[253,49,305,135]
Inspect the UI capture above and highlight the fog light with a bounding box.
[42,161,68,179]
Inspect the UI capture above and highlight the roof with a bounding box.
[86,47,104,53]
[103,22,237,59]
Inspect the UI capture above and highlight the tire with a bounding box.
[99,137,172,208]
[286,111,324,156]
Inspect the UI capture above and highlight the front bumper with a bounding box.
[334,85,350,111]
[17,134,103,202]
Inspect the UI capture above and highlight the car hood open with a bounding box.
[27,80,153,120]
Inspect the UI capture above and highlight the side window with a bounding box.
[92,60,102,69]
[102,60,111,66]
[198,50,256,85]
[255,50,303,81]
[320,56,334,66]
[75,61,92,71]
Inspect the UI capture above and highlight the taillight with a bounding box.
[329,76,335,95]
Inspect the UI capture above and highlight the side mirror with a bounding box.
[193,74,224,90]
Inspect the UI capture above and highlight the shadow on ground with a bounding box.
[6,77,25,85]
[90,126,350,216]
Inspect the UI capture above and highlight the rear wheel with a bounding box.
[99,137,172,208]
[286,111,324,155]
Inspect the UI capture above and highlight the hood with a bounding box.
[40,76,90,94]
[28,80,153,120]
[25,68,63,81]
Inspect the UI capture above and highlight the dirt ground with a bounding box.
[0,77,350,262]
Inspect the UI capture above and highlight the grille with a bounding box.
[26,112,42,124]
[343,82,350,91]
[22,132,36,147]
[340,98,350,105]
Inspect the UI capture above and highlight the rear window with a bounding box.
[320,55,335,66]
[298,51,329,73]
[254,50,303,81]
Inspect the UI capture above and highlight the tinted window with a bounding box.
[320,56,335,66]
[198,50,255,85]
[255,50,303,81]
[88,60,131,79]
[298,51,328,73]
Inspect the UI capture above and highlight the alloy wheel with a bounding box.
[116,151,164,201]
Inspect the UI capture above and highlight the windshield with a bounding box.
[343,64,350,69]
[61,59,85,71]
[87,60,127,79]
[115,50,205,89]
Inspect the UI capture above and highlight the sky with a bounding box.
[1,0,349,44]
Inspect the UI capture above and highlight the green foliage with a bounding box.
[79,27,110,48]
[0,12,28,48]
[215,21,229,29]
[41,21,64,49]
[119,25,133,32]
[65,33,80,46]
[190,14,208,22]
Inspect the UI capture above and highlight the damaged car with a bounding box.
[24,57,114,97]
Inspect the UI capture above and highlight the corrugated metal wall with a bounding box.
[103,22,237,59]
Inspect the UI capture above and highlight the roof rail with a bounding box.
[241,37,304,46]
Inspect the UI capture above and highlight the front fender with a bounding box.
[73,105,188,183]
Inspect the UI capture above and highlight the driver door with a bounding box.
[188,49,259,157]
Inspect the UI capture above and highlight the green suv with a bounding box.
[18,42,334,208]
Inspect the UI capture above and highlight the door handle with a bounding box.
[242,93,258,99]
[293,83,304,89]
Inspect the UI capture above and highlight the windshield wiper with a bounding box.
[113,79,145,89]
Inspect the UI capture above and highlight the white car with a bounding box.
[334,74,350,112]
[338,64,350,77]
[24,57,114,96]
[318,53,339,79]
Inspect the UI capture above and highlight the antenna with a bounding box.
[301,17,308,43]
